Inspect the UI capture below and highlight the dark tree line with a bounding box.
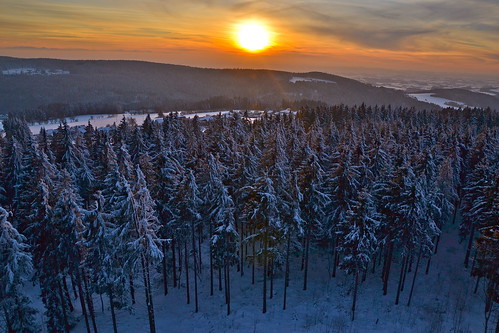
[0,105,497,332]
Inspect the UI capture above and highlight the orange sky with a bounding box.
[1,0,498,76]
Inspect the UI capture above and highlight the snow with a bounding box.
[470,89,496,96]
[290,77,336,84]
[60,220,485,333]
[408,93,468,109]
[26,113,155,134]
[2,68,70,75]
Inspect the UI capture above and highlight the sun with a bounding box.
[236,23,271,52]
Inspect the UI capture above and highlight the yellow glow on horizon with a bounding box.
[235,22,272,52]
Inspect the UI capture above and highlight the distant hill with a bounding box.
[0,56,439,116]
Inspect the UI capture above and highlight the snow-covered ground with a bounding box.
[290,77,336,84]
[2,68,70,75]
[53,221,485,333]
[26,113,154,134]
[408,93,468,109]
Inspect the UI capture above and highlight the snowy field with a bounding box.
[290,77,336,84]
[57,222,485,333]
[407,93,468,109]
[0,111,235,133]
[2,67,70,75]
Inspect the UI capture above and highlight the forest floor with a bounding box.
[29,221,489,333]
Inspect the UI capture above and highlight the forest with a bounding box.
[0,105,497,333]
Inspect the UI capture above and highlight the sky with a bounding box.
[1,0,499,77]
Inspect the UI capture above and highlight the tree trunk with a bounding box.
[352,270,359,321]
[395,255,407,305]
[331,236,338,278]
[108,287,118,333]
[141,256,156,333]
[252,234,256,285]
[270,258,274,299]
[129,275,136,304]
[172,238,177,288]
[70,274,79,299]
[191,220,199,313]
[451,199,459,224]
[401,254,410,292]
[425,254,432,275]
[198,225,203,273]
[209,223,214,296]
[263,229,268,314]
[57,278,71,333]
[218,267,223,291]
[240,222,244,277]
[303,227,311,290]
[82,270,97,333]
[433,234,441,254]
[162,242,168,295]
[283,231,291,310]
[464,224,475,268]
[184,241,190,304]
[100,294,104,313]
[383,242,394,296]
[75,269,91,333]
[62,276,74,312]
[407,250,421,306]
[474,276,481,294]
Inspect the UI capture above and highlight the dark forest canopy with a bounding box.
[0,57,442,120]
[0,105,497,332]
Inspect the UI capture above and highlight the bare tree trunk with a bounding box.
[425,255,432,275]
[62,276,74,312]
[191,220,199,313]
[129,275,135,304]
[218,267,223,291]
[252,233,256,285]
[464,224,475,268]
[263,230,268,314]
[240,222,244,277]
[270,258,274,299]
[303,227,311,290]
[198,225,203,274]
[407,250,421,306]
[141,256,156,333]
[474,276,480,294]
[283,231,291,310]
[184,241,190,304]
[352,270,359,321]
[395,255,407,305]
[209,223,214,296]
[331,236,338,278]
[433,235,441,254]
[162,242,168,295]
[57,278,71,333]
[82,270,98,333]
[172,238,177,288]
[383,242,394,296]
[75,270,90,333]
[108,287,118,333]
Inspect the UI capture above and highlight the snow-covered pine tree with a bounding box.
[242,172,281,313]
[337,189,379,320]
[0,206,38,333]
[297,147,329,288]
[206,154,239,314]
[174,169,202,311]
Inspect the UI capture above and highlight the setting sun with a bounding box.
[236,23,271,52]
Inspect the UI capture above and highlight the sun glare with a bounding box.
[236,23,271,52]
